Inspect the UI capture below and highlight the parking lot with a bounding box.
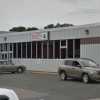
[0,72,100,100]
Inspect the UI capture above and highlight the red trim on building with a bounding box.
[80,37,100,45]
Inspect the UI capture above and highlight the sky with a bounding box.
[0,0,100,31]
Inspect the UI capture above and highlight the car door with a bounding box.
[66,60,74,76]
[70,61,82,78]
[1,61,14,72]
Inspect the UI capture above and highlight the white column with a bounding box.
[31,42,32,58]
[26,42,27,58]
[7,44,10,51]
[21,43,22,58]
[73,39,75,58]
[12,44,13,58]
[36,42,37,59]
[3,44,4,51]
[16,43,18,58]
[66,40,68,58]
[53,41,55,59]
[0,44,1,52]
[41,41,43,59]
[47,41,49,59]
[60,40,61,59]
[0,44,1,59]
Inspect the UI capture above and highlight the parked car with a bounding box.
[0,60,26,73]
[58,58,100,83]
[0,88,19,100]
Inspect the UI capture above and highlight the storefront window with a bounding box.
[61,48,66,59]
[22,43,26,58]
[5,44,7,51]
[75,39,80,58]
[61,40,66,46]
[18,43,21,58]
[37,42,41,58]
[10,44,12,51]
[32,42,36,58]
[55,40,60,59]
[27,42,31,58]
[43,41,47,59]
[13,43,16,58]
[49,41,53,59]
[1,44,3,51]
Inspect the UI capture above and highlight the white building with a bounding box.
[0,23,100,72]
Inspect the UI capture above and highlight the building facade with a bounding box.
[0,23,100,72]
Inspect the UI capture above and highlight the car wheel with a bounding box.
[82,74,89,83]
[17,68,23,73]
[60,71,67,81]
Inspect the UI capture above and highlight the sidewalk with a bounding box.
[25,71,58,75]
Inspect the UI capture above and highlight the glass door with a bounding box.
[1,52,8,60]
[9,52,13,62]
[60,40,67,59]
[61,48,66,59]
[1,51,13,62]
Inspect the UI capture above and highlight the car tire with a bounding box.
[82,73,90,83]
[17,68,23,73]
[60,71,67,81]
[12,72,15,73]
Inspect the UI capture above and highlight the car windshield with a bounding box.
[79,60,98,67]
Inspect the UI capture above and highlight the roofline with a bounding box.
[0,22,100,36]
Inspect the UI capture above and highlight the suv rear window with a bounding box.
[67,60,73,66]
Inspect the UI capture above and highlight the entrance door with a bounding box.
[1,52,13,62]
[75,39,80,58]
[61,48,66,59]
[68,39,80,58]
[1,52,8,60]
[68,40,73,58]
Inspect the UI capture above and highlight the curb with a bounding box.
[29,71,58,75]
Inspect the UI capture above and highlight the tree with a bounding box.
[9,26,26,32]
[26,27,38,31]
[44,24,54,29]
[54,23,62,28]
[61,23,73,27]
[44,23,73,29]
[9,26,39,32]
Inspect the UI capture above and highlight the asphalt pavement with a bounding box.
[0,72,100,100]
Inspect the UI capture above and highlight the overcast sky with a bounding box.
[0,0,100,31]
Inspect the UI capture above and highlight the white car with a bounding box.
[0,88,19,100]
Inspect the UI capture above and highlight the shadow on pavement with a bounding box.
[66,78,100,84]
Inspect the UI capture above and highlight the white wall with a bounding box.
[12,59,63,72]
[12,44,100,73]
[80,44,100,65]
[0,25,100,43]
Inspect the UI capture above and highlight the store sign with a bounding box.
[31,33,48,40]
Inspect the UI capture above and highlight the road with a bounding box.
[0,73,100,100]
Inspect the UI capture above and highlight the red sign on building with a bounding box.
[31,33,47,40]
[31,34,42,40]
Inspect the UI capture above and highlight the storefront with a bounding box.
[0,23,100,72]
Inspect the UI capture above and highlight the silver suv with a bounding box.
[58,58,100,83]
